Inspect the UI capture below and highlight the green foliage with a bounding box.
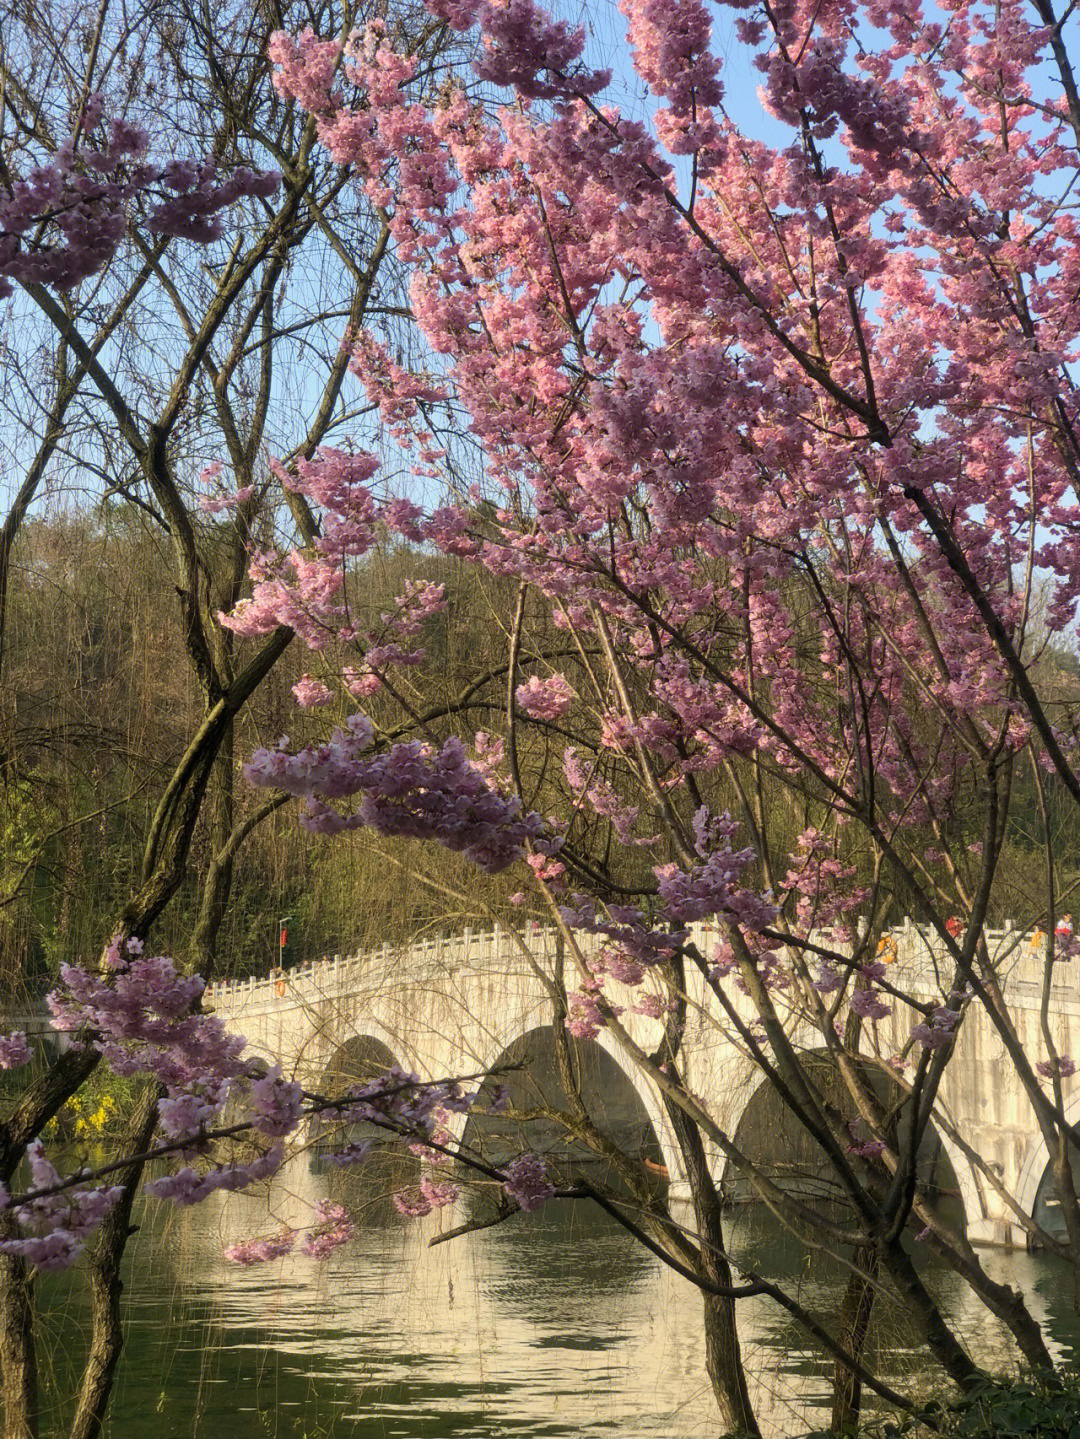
[868,1373,1080,1439]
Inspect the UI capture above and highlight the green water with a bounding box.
[28,1157,1080,1438]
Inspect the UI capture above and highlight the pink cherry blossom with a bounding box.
[502,1155,555,1211]
[515,674,575,720]
[246,730,546,873]
[0,105,278,298]
[292,676,334,708]
[0,1032,31,1069]
[224,1230,297,1266]
[565,990,605,1040]
[1037,1057,1078,1080]
[392,1186,433,1217]
[299,1199,355,1258]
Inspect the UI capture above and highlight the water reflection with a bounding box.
[30,1154,1080,1438]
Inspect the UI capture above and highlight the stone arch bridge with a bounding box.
[11,921,1080,1247]
[197,920,1080,1248]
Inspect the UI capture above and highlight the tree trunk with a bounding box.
[701,1286,760,1439]
[914,1206,1054,1371]
[1048,1137,1080,1311]
[881,1239,979,1389]
[0,1240,37,1439]
[67,1087,160,1439]
[190,724,234,979]
[666,1099,761,1436]
[830,1246,878,1436]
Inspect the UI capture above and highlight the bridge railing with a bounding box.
[200,917,1080,1013]
[4,918,1076,1026]
[203,923,568,1009]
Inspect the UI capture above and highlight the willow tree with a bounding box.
[0,1,454,1432]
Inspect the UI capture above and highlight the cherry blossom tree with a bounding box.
[14,0,1080,1433]
[0,1,459,1433]
[226,0,1080,1429]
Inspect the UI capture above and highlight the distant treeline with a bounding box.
[0,507,528,996]
[3,505,1077,1000]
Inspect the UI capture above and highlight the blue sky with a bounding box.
[5,0,1080,528]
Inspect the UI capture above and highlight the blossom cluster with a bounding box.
[1,950,561,1271]
[193,0,1080,1259]
[501,1155,557,1211]
[0,1031,31,1069]
[257,0,1080,963]
[0,97,278,297]
[0,1143,126,1271]
[47,939,250,1135]
[246,726,548,873]
[516,674,575,720]
[911,1006,963,1052]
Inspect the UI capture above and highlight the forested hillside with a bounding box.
[0,509,533,995]
[4,503,1078,1000]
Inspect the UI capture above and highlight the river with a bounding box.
[31,1153,1080,1438]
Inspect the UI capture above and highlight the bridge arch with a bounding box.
[284,1005,425,1092]
[310,1032,409,1144]
[307,1030,423,1212]
[459,1023,686,1196]
[722,1056,978,1232]
[592,1028,689,1194]
[1015,1092,1080,1239]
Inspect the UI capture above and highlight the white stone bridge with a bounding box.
[197,920,1080,1248]
[11,921,1080,1247]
